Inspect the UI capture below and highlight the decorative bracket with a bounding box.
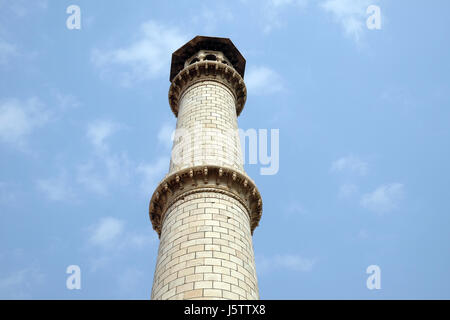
[149,165,262,237]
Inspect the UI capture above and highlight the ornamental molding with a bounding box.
[149,165,262,237]
[168,61,247,118]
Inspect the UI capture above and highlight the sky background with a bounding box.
[1,0,449,299]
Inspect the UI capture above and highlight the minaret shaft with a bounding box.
[150,37,262,300]
[169,80,244,174]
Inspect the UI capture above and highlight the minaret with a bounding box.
[149,36,263,300]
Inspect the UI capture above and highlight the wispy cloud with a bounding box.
[0,0,47,66]
[0,264,45,299]
[274,254,315,271]
[86,120,120,152]
[91,20,188,85]
[284,201,307,219]
[88,216,156,251]
[157,122,175,150]
[267,0,308,8]
[242,0,309,33]
[136,157,169,194]
[36,171,77,202]
[117,267,145,297]
[320,0,377,42]
[53,91,80,111]
[360,183,404,214]
[190,5,234,34]
[245,66,284,95]
[0,181,15,205]
[0,0,47,18]
[73,121,171,197]
[77,120,131,195]
[380,87,415,109]
[338,183,358,199]
[331,154,368,176]
[0,97,50,150]
[256,253,316,275]
[76,162,109,195]
[137,122,174,193]
[357,228,369,239]
[88,217,125,248]
[76,152,131,196]
[0,39,17,65]
[86,216,157,271]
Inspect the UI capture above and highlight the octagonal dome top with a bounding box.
[169,35,246,82]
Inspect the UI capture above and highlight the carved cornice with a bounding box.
[149,165,262,237]
[168,61,247,118]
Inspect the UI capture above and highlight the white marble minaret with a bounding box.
[149,36,262,300]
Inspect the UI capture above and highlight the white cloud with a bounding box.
[0,97,50,149]
[157,122,175,149]
[250,0,309,33]
[53,91,80,110]
[245,66,284,95]
[123,233,158,249]
[256,254,315,275]
[77,153,132,196]
[88,217,125,248]
[0,39,17,64]
[76,162,108,195]
[104,153,132,184]
[381,88,415,109]
[78,120,132,195]
[0,265,45,299]
[357,229,369,239]
[76,121,172,197]
[285,201,306,218]
[360,183,404,214]
[91,20,188,85]
[320,0,377,42]
[86,120,120,152]
[331,155,368,176]
[86,216,157,272]
[0,0,47,18]
[338,183,358,198]
[117,267,145,296]
[0,1,48,64]
[136,157,169,194]
[36,171,76,202]
[0,181,15,205]
[136,122,175,194]
[190,5,234,34]
[274,254,315,271]
[88,216,157,250]
[268,0,308,7]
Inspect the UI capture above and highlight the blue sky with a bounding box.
[1,0,449,299]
